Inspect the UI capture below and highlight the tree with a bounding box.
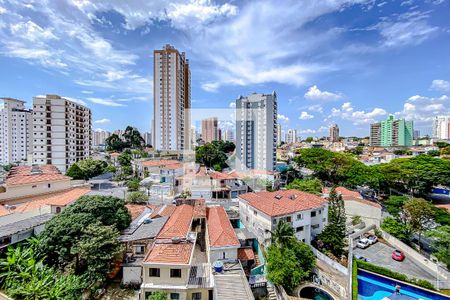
[126,191,148,204]
[123,126,145,149]
[127,178,140,192]
[66,163,85,180]
[286,178,323,195]
[317,188,346,257]
[147,291,168,300]
[65,159,108,180]
[105,134,126,152]
[427,150,440,157]
[381,217,411,243]
[384,196,408,216]
[270,220,295,247]
[403,198,435,249]
[195,141,232,169]
[441,146,450,157]
[266,239,315,294]
[426,226,450,269]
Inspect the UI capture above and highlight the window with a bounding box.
[312,224,320,229]
[32,185,37,188]
[135,245,145,254]
[296,226,304,232]
[170,293,180,300]
[297,214,303,220]
[170,268,182,278]
[319,209,322,215]
[149,268,160,277]
[192,292,202,300]
[311,211,316,217]
[55,207,61,214]
[272,218,277,225]
[286,216,292,222]
[253,210,257,216]
[48,183,51,188]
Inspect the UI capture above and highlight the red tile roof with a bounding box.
[6,165,70,186]
[322,187,382,209]
[207,206,240,248]
[239,190,326,217]
[149,205,177,219]
[144,242,193,264]
[209,171,237,180]
[0,205,11,217]
[141,159,179,167]
[238,248,255,261]
[125,204,148,220]
[13,187,90,213]
[156,204,193,240]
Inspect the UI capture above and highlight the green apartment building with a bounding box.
[370,115,413,147]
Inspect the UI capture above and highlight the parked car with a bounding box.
[392,250,405,261]
[354,254,370,262]
[367,235,378,245]
[357,238,370,249]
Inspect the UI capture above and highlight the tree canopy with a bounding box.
[426,226,450,269]
[105,126,145,151]
[195,141,235,169]
[66,158,108,180]
[286,178,323,195]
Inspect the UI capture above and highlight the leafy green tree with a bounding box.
[66,163,85,180]
[381,217,411,243]
[435,142,449,149]
[318,188,346,257]
[441,146,450,156]
[147,291,168,300]
[403,198,435,249]
[123,126,145,149]
[126,191,148,204]
[266,239,315,294]
[426,226,450,269]
[105,134,126,152]
[347,146,363,155]
[270,220,295,247]
[127,178,140,192]
[118,152,133,167]
[427,150,440,157]
[286,178,323,195]
[384,195,408,216]
[65,158,107,180]
[195,141,231,169]
[431,206,450,226]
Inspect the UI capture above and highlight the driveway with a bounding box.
[353,241,436,282]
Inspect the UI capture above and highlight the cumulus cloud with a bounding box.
[202,82,220,92]
[430,79,450,92]
[87,97,126,107]
[308,105,324,113]
[395,94,450,124]
[278,114,290,123]
[299,111,314,120]
[330,102,387,125]
[304,85,342,101]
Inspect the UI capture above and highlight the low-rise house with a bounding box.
[322,187,382,227]
[238,190,328,247]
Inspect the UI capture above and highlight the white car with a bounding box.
[367,235,378,245]
[356,238,370,249]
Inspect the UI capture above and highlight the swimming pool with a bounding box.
[358,269,450,300]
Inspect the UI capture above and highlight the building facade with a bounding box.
[153,44,191,151]
[32,95,92,173]
[201,117,219,144]
[432,116,450,140]
[285,129,298,144]
[0,98,33,164]
[370,116,413,147]
[93,129,111,147]
[276,124,282,146]
[329,124,339,142]
[235,92,277,171]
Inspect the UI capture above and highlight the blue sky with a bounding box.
[0,0,449,137]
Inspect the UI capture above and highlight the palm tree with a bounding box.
[270,220,295,247]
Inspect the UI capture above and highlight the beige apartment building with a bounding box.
[153,44,191,151]
[32,94,92,173]
[201,117,218,144]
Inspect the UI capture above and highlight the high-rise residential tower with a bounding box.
[223,129,235,143]
[432,116,450,140]
[276,124,282,146]
[32,95,91,173]
[285,129,299,144]
[0,98,33,164]
[329,124,339,142]
[236,92,277,171]
[370,115,413,147]
[93,129,111,147]
[153,44,191,151]
[201,117,219,143]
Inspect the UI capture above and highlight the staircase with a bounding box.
[267,286,277,300]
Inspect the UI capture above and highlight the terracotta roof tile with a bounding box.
[0,205,11,217]
[239,190,326,217]
[322,187,382,209]
[150,205,177,219]
[125,204,148,220]
[207,206,240,248]
[6,165,70,186]
[141,159,179,167]
[238,248,255,261]
[144,242,193,264]
[156,204,193,240]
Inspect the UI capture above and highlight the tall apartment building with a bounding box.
[276,124,282,146]
[32,95,91,173]
[223,129,234,143]
[432,116,450,140]
[201,117,219,143]
[285,129,298,144]
[236,92,277,171]
[0,98,33,164]
[141,131,152,146]
[370,115,413,147]
[93,129,111,147]
[329,124,339,142]
[153,44,191,151]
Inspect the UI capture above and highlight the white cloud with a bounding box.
[10,21,58,42]
[299,111,314,120]
[304,85,342,101]
[202,82,220,92]
[277,114,289,123]
[395,94,450,124]
[64,97,87,106]
[94,118,111,124]
[308,105,324,113]
[329,102,387,125]
[87,97,126,107]
[430,79,450,92]
[81,90,93,94]
[229,102,236,108]
[0,6,7,14]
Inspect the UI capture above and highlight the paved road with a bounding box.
[354,241,436,282]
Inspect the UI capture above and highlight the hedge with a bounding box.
[356,260,435,291]
[352,259,358,300]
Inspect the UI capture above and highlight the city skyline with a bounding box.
[0,0,450,137]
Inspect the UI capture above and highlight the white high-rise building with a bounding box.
[223,129,235,143]
[432,116,450,140]
[286,129,299,144]
[93,129,111,147]
[329,124,340,142]
[0,98,33,164]
[141,131,151,146]
[153,44,191,151]
[236,92,277,171]
[32,95,91,173]
[276,124,282,146]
